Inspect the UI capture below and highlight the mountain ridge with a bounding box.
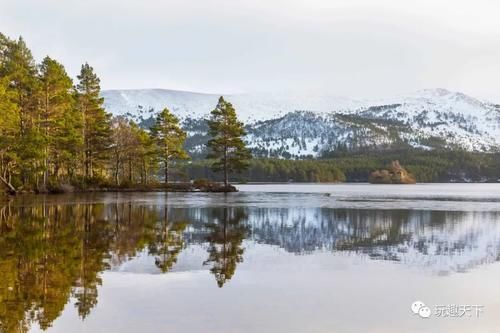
[101,88,500,158]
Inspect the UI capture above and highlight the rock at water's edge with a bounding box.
[368,160,416,184]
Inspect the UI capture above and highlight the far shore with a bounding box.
[3,181,500,198]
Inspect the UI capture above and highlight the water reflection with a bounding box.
[148,207,188,273]
[0,195,500,331]
[203,208,248,287]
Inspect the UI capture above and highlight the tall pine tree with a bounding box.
[0,76,18,192]
[136,125,158,185]
[0,35,43,188]
[56,90,83,181]
[150,108,188,184]
[76,63,111,182]
[207,96,251,187]
[38,56,78,187]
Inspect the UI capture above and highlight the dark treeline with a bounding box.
[184,149,500,183]
[186,159,346,183]
[323,149,500,182]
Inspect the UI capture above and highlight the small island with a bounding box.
[368,160,416,184]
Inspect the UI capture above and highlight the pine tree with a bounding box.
[0,36,39,135]
[136,126,158,185]
[0,36,19,191]
[56,91,83,181]
[150,108,188,184]
[0,35,43,188]
[0,77,18,193]
[38,56,77,187]
[76,63,111,182]
[207,96,251,187]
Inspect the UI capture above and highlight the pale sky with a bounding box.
[2,0,500,100]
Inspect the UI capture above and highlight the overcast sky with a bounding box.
[2,0,500,100]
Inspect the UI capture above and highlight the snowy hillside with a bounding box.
[101,89,365,123]
[101,88,500,158]
[102,89,219,122]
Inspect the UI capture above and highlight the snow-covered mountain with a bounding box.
[101,88,500,158]
[102,89,364,123]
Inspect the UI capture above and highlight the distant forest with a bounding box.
[185,150,500,183]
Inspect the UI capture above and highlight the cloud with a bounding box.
[1,0,499,100]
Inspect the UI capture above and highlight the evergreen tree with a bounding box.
[0,35,19,192]
[0,35,43,188]
[150,108,188,184]
[0,77,18,192]
[135,126,158,185]
[207,96,251,187]
[76,63,111,182]
[38,56,78,187]
[56,91,84,182]
[129,122,158,184]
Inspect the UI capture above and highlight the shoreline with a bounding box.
[3,181,500,197]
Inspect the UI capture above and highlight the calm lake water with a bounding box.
[2,184,500,333]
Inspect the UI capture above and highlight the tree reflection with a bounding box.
[0,201,120,331]
[148,207,188,273]
[203,207,248,288]
[72,204,112,320]
[0,197,186,332]
[1,195,499,331]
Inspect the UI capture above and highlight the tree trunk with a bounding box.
[89,148,93,179]
[141,159,146,184]
[164,160,169,185]
[128,158,132,183]
[43,85,49,189]
[54,160,60,181]
[85,146,90,180]
[0,175,16,194]
[224,146,228,187]
[164,145,169,186]
[43,148,48,189]
[114,159,120,185]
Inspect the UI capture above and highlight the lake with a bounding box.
[1,184,500,333]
